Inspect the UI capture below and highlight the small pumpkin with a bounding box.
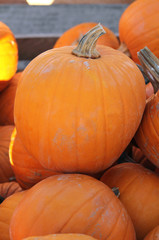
[135,47,159,167]
[10,174,136,240]
[146,82,154,100]
[14,24,145,174]
[54,22,119,49]
[0,191,25,240]
[0,182,22,199]
[23,233,97,240]
[101,163,159,240]
[132,146,156,172]
[0,21,18,92]
[118,0,159,64]
[0,125,15,183]
[144,225,159,240]
[0,72,22,125]
[9,128,60,189]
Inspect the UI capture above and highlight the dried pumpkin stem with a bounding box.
[118,42,131,58]
[112,187,120,198]
[72,23,106,59]
[138,47,159,93]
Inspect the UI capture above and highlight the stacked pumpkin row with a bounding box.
[0,0,159,239]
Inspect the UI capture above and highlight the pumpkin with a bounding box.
[0,191,25,240]
[0,182,22,199]
[54,22,119,49]
[132,146,156,171]
[14,24,145,174]
[0,21,18,92]
[10,174,136,240]
[0,72,22,125]
[9,128,60,189]
[118,0,159,64]
[144,226,159,240]
[135,47,159,167]
[146,82,154,100]
[23,233,97,240]
[0,125,15,183]
[101,163,159,240]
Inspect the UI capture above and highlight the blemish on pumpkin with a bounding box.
[34,172,42,177]
[156,103,159,111]
[84,61,90,69]
[70,60,75,63]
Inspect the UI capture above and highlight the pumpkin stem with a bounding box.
[138,47,159,93]
[72,23,105,59]
[118,42,131,58]
[112,187,120,198]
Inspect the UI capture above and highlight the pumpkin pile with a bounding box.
[0,0,159,239]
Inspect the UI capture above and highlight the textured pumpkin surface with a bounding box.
[10,174,136,240]
[23,233,97,240]
[0,191,25,240]
[14,45,145,174]
[119,0,159,64]
[54,22,119,49]
[0,125,15,182]
[0,21,18,91]
[144,225,159,240]
[101,163,159,240]
[135,92,159,167]
[9,128,61,189]
[0,72,22,125]
[0,182,22,199]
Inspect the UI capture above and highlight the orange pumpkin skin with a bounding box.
[0,182,22,199]
[10,174,136,240]
[0,72,22,125]
[0,191,25,240]
[0,22,18,91]
[119,0,159,64]
[144,226,159,240]
[23,234,97,240]
[54,22,119,49]
[9,129,61,189]
[0,125,15,183]
[14,45,145,174]
[135,92,159,167]
[101,163,159,240]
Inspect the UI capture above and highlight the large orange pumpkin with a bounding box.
[0,125,15,183]
[0,182,22,199]
[14,24,145,174]
[0,191,25,240]
[23,234,97,240]
[0,22,18,92]
[144,226,159,240]
[54,22,119,49]
[135,47,159,167]
[119,0,159,64]
[101,163,159,240]
[0,72,22,125]
[9,128,60,189]
[10,174,136,240]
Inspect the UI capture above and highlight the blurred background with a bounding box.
[0,0,135,70]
